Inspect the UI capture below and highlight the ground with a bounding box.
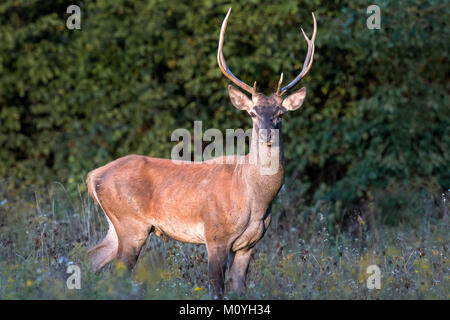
[0,185,448,299]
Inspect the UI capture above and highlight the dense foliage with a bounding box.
[0,0,448,223]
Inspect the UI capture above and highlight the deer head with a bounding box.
[218,8,317,146]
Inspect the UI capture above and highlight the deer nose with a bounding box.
[259,130,273,144]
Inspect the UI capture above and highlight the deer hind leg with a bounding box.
[87,171,149,271]
[116,220,152,270]
[88,210,151,271]
[87,174,119,271]
[88,214,150,271]
[88,214,119,271]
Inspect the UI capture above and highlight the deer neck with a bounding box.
[245,126,285,203]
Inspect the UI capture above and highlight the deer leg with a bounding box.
[116,221,152,270]
[229,247,253,295]
[228,251,236,270]
[206,243,229,299]
[88,214,119,271]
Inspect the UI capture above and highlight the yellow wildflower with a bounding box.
[115,261,126,270]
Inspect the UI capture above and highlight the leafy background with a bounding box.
[1,0,448,219]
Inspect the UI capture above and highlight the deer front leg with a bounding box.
[206,242,229,299]
[229,247,253,295]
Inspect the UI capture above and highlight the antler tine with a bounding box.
[280,12,317,95]
[276,72,284,95]
[217,8,255,95]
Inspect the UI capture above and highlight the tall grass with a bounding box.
[0,183,448,299]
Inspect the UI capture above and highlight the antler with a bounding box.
[217,8,256,95]
[279,12,317,95]
[276,73,284,95]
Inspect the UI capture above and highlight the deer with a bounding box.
[86,8,316,299]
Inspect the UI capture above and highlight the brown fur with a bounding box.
[87,149,283,299]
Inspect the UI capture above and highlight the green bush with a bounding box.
[0,0,448,224]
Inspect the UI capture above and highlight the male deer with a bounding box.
[87,8,316,299]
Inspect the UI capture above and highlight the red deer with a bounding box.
[87,8,317,299]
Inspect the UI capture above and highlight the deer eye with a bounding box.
[274,111,283,119]
[250,112,256,117]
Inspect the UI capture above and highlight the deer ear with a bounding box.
[282,87,307,111]
[228,85,252,110]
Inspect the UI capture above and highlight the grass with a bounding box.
[0,183,448,299]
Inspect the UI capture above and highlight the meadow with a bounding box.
[0,183,448,299]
